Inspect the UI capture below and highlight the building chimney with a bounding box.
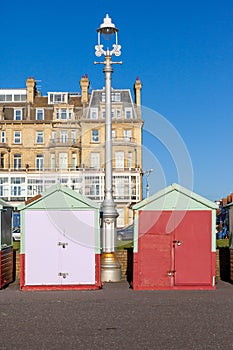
[134,77,142,107]
[26,77,36,104]
[80,74,90,104]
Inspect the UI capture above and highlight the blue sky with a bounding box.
[1,0,232,201]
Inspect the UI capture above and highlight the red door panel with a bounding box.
[174,211,212,285]
[138,211,173,288]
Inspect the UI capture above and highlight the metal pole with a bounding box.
[100,55,121,282]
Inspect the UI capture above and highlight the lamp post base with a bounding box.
[101,252,122,282]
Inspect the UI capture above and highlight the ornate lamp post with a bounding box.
[143,169,154,198]
[95,14,122,282]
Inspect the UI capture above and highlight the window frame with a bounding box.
[13,154,22,170]
[125,108,132,119]
[91,152,100,169]
[36,131,44,144]
[92,129,99,142]
[14,131,21,144]
[36,154,44,170]
[1,131,6,143]
[90,108,98,119]
[36,108,44,121]
[14,109,22,121]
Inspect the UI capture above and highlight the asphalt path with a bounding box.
[0,280,233,350]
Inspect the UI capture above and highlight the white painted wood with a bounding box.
[25,210,95,285]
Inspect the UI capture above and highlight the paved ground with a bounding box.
[0,280,233,350]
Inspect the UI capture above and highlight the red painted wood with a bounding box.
[20,254,25,289]
[0,247,14,289]
[134,210,215,290]
[136,211,174,288]
[95,254,102,288]
[21,284,101,291]
[174,211,212,285]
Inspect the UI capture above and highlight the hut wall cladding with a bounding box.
[16,247,220,284]
[0,247,14,288]
[14,249,132,282]
[230,249,233,282]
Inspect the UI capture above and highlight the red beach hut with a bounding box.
[132,184,218,290]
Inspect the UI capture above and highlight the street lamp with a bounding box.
[95,14,122,282]
[143,169,154,198]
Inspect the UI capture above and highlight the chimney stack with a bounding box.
[80,74,90,104]
[134,77,142,107]
[26,77,36,104]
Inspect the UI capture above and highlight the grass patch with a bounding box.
[216,239,229,248]
[116,240,133,250]
[13,241,20,251]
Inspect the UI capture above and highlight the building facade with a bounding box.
[0,76,143,226]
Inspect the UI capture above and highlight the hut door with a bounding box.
[138,211,173,288]
[173,211,212,286]
[25,210,96,286]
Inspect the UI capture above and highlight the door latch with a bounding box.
[173,240,182,246]
[58,242,68,248]
[167,270,176,277]
[58,272,69,279]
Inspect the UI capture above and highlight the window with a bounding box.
[36,154,44,170]
[11,177,25,197]
[14,131,21,144]
[92,129,99,142]
[114,176,129,198]
[48,93,68,104]
[0,153,4,168]
[60,130,68,143]
[90,108,98,119]
[111,92,121,102]
[36,131,44,144]
[102,109,106,119]
[112,130,116,140]
[51,154,55,170]
[128,152,133,168]
[124,129,132,141]
[111,109,114,119]
[52,131,56,142]
[101,93,106,102]
[91,153,100,169]
[125,108,132,119]
[68,109,73,119]
[85,176,100,198]
[0,177,8,197]
[59,153,68,170]
[116,109,121,118]
[14,109,22,121]
[71,130,76,142]
[1,131,6,143]
[36,109,44,120]
[61,109,67,120]
[0,92,26,103]
[55,108,72,120]
[14,154,21,170]
[115,151,124,169]
[72,154,77,170]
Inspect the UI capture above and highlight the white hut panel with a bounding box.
[24,210,96,286]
